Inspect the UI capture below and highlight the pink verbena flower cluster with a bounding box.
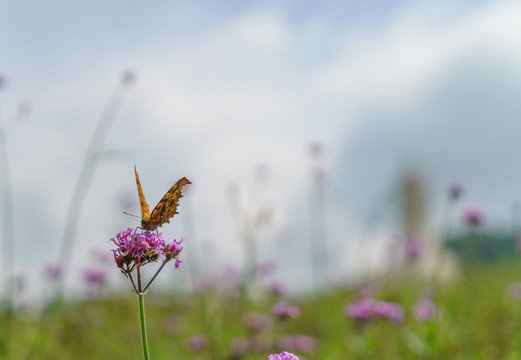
[462,208,485,227]
[414,297,439,321]
[272,302,301,320]
[268,351,299,360]
[110,228,183,275]
[346,297,404,324]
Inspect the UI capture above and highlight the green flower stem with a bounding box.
[138,293,150,360]
[143,261,167,293]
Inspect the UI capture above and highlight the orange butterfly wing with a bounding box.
[134,166,191,231]
[134,166,151,223]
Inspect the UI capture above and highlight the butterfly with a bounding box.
[134,166,191,231]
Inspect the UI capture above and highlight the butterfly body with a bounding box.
[134,166,191,231]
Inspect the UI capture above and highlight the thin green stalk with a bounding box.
[56,76,132,298]
[138,293,151,360]
[143,261,166,293]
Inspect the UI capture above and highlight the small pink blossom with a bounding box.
[188,334,207,350]
[83,267,107,296]
[244,312,273,333]
[268,351,299,360]
[346,298,404,324]
[110,229,183,274]
[255,260,276,276]
[346,298,374,320]
[414,297,439,321]
[404,237,422,260]
[273,302,301,320]
[278,335,317,354]
[268,280,287,296]
[43,262,61,280]
[463,208,485,227]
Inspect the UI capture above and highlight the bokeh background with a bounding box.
[1,0,521,301]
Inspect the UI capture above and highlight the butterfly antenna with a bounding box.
[123,211,141,219]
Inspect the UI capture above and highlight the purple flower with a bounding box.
[273,302,301,320]
[345,298,374,320]
[414,297,439,321]
[268,280,287,296]
[164,237,184,264]
[373,301,404,323]
[222,263,241,281]
[83,267,107,296]
[255,260,276,276]
[463,208,485,227]
[43,262,62,280]
[188,334,207,350]
[405,237,422,261]
[110,229,183,275]
[244,312,273,333]
[278,335,317,354]
[448,183,464,200]
[346,298,404,324]
[268,351,299,360]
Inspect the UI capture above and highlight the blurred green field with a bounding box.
[2,260,521,359]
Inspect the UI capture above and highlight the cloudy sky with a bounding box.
[1,0,521,296]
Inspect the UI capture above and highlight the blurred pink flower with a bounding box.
[448,183,464,200]
[278,335,317,354]
[273,302,300,320]
[83,267,107,296]
[244,312,273,333]
[414,297,439,321]
[463,208,485,227]
[373,301,404,324]
[188,334,207,350]
[345,297,374,320]
[222,263,241,281]
[43,262,61,280]
[268,351,299,360]
[346,298,404,324]
[404,237,422,261]
[255,260,276,276]
[268,279,287,296]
